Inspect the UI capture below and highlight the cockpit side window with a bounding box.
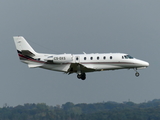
[124,55,134,59]
[127,55,134,59]
[124,56,128,59]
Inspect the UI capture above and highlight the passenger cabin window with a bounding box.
[90,57,93,60]
[84,57,86,60]
[76,57,79,60]
[97,57,99,60]
[110,56,112,59]
[103,56,106,60]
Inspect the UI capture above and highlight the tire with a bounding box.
[81,73,86,80]
[135,72,140,77]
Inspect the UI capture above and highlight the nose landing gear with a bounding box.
[134,68,140,77]
[135,72,140,77]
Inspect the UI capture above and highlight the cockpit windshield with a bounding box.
[124,55,134,59]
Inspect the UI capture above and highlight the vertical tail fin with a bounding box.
[13,36,37,60]
[13,36,36,54]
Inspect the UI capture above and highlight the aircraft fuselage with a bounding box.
[14,36,149,80]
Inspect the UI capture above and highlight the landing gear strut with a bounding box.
[77,73,86,80]
[134,68,140,77]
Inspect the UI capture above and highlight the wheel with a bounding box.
[81,73,86,80]
[135,72,140,77]
[77,74,81,79]
[77,73,86,80]
[81,76,86,80]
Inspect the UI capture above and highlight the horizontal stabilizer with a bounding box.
[28,64,43,68]
[22,50,35,57]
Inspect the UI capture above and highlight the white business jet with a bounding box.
[13,36,149,80]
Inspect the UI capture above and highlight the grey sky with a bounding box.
[0,0,159,107]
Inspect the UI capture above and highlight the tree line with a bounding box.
[1,99,160,120]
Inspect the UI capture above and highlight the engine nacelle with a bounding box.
[47,54,73,63]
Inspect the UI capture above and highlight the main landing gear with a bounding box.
[77,73,86,80]
[134,68,140,77]
[76,65,86,80]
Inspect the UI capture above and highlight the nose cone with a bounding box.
[138,60,149,68]
[142,61,149,67]
[134,59,149,69]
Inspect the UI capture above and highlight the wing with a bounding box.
[67,63,95,74]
